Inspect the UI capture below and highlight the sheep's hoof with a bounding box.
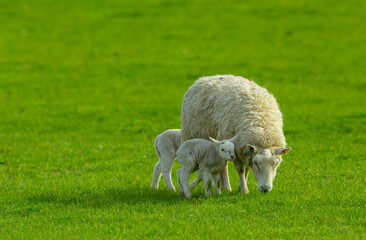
[167,187,176,192]
[238,186,249,194]
[222,186,232,192]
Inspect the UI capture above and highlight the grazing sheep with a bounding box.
[176,135,237,199]
[150,129,182,191]
[181,75,292,193]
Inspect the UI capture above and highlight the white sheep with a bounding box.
[150,129,182,191]
[176,135,237,199]
[181,75,292,193]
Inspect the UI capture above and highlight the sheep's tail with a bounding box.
[154,136,161,159]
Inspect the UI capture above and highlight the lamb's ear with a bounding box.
[209,137,220,147]
[247,144,256,154]
[228,134,238,144]
[275,147,292,155]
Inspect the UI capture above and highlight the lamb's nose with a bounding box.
[231,155,235,160]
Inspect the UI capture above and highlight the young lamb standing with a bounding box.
[150,129,182,191]
[176,135,237,199]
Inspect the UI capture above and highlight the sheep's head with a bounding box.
[247,144,292,193]
[209,135,238,161]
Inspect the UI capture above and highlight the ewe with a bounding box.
[176,135,237,199]
[181,75,292,193]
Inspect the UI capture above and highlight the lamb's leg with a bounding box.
[179,169,192,199]
[234,160,249,194]
[176,169,185,196]
[202,170,212,197]
[212,172,221,195]
[160,153,176,191]
[220,163,232,192]
[189,171,202,190]
[150,161,162,189]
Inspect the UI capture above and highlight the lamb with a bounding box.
[176,135,237,199]
[181,75,292,193]
[150,129,182,191]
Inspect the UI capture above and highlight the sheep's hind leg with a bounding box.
[160,153,176,192]
[189,171,202,190]
[162,166,176,191]
[150,161,162,189]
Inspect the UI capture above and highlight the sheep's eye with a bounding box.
[254,162,258,166]
[221,149,225,152]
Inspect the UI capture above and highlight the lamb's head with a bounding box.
[209,135,238,161]
[247,144,292,193]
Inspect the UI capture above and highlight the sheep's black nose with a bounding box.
[260,186,269,193]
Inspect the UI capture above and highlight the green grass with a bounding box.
[1,0,365,239]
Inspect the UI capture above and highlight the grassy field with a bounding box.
[1,0,365,239]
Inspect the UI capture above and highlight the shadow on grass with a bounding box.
[26,186,218,208]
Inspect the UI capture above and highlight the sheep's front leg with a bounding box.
[234,160,249,194]
[176,169,185,197]
[220,163,232,192]
[179,169,193,199]
[201,170,212,197]
[212,172,221,195]
[244,166,250,191]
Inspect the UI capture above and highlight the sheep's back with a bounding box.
[181,75,286,156]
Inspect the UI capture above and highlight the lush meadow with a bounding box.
[0,0,365,239]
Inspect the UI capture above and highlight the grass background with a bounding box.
[0,0,365,239]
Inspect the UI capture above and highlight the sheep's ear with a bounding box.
[209,137,220,147]
[228,134,238,144]
[247,144,256,154]
[275,147,292,155]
